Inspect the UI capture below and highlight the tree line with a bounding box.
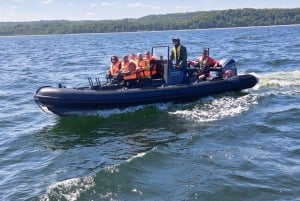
[0,8,299,36]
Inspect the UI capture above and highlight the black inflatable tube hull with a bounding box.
[34,75,258,116]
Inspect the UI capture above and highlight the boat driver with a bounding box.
[190,49,221,81]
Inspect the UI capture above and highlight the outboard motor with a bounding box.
[217,58,237,77]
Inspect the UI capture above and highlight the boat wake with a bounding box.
[170,70,300,123]
[169,94,259,122]
[63,102,172,118]
[253,70,300,90]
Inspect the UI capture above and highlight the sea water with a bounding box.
[0,25,299,201]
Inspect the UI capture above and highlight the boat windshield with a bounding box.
[152,46,169,62]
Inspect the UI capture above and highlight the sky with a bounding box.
[0,0,299,22]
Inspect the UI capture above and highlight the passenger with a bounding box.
[121,55,137,81]
[144,50,159,78]
[135,53,151,79]
[129,53,136,62]
[106,55,122,83]
[144,51,153,61]
[170,38,187,70]
[191,49,221,81]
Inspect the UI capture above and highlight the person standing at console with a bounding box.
[170,38,187,70]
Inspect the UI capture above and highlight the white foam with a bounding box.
[40,176,95,201]
[126,152,147,162]
[60,101,173,118]
[169,94,258,122]
[253,70,300,89]
[79,102,172,118]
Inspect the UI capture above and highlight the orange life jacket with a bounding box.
[122,61,137,80]
[109,61,121,76]
[135,59,151,78]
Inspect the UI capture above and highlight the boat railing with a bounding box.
[88,77,101,90]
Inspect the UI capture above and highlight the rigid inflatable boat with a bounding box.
[34,46,258,116]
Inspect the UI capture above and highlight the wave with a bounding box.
[95,103,171,118]
[38,149,152,201]
[253,70,300,89]
[169,94,258,122]
[168,70,299,123]
[39,176,95,201]
[63,102,171,118]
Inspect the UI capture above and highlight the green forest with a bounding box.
[0,8,299,36]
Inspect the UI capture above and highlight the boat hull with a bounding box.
[34,75,258,116]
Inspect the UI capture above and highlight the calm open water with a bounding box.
[0,25,300,201]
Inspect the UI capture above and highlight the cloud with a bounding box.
[100,1,120,7]
[86,12,96,17]
[126,2,143,8]
[90,3,97,7]
[41,0,54,5]
[151,6,161,10]
[125,2,161,10]
[175,5,192,10]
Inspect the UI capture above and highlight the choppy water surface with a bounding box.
[0,25,299,201]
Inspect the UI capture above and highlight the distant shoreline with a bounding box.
[1,8,299,36]
[1,24,299,38]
